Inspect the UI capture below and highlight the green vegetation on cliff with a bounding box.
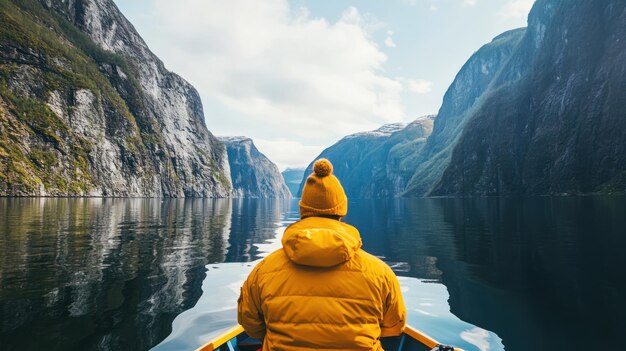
[0,0,150,195]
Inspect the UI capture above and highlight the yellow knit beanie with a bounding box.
[299,159,348,219]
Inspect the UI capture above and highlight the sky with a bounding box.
[113,0,534,170]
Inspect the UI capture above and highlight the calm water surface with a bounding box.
[0,197,624,350]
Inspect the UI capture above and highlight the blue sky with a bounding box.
[114,0,533,169]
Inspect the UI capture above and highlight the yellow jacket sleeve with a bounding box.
[237,266,266,339]
[381,268,407,337]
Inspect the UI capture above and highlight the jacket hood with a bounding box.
[282,217,362,267]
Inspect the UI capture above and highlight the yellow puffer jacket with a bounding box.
[238,217,406,351]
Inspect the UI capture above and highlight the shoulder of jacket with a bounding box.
[354,250,395,276]
[357,249,387,267]
[251,249,290,276]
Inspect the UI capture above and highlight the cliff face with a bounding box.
[0,0,231,197]
[403,29,526,196]
[219,137,290,198]
[298,116,435,198]
[431,0,626,195]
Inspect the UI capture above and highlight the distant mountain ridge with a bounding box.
[345,123,407,139]
[220,137,291,198]
[298,115,435,198]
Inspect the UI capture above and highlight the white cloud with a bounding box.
[385,36,396,48]
[253,139,325,170]
[145,0,405,167]
[500,0,534,19]
[403,0,439,9]
[463,0,477,6]
[406,79,433,94]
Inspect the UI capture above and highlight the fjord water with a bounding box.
[0,197,624,351]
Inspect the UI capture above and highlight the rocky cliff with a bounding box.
[219,137,290,198]
[431,0,626,195]
[403,28,526,196]
[0,0,231,196]
[298,116,435,198]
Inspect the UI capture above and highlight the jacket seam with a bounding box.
[257,267,381,276]
[267,294,378,302]
[270,321,380,326]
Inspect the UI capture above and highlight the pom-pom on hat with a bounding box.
[299,159,348,219]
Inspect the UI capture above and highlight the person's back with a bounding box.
[238,159,406,351]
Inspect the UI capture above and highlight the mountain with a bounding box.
[219,137,290,198]
[430,0,626,195]
[281,167,305,197]
[0,0,231,196]
[403,28,526,196]
[298,116,435,198]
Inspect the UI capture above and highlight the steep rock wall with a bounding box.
[0,0,231,197]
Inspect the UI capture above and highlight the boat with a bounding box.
[195,324,462,351]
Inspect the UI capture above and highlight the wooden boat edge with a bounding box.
[194,324,464,351]
[195,324,245,351]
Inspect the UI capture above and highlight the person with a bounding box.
[237,158,406,351]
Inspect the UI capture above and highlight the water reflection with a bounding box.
[0,198,284,351]
[224,199,286,262]
[154,203,295,351]
[346,196,626,350]
[437,197,626,350]
[1,196,625,351]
